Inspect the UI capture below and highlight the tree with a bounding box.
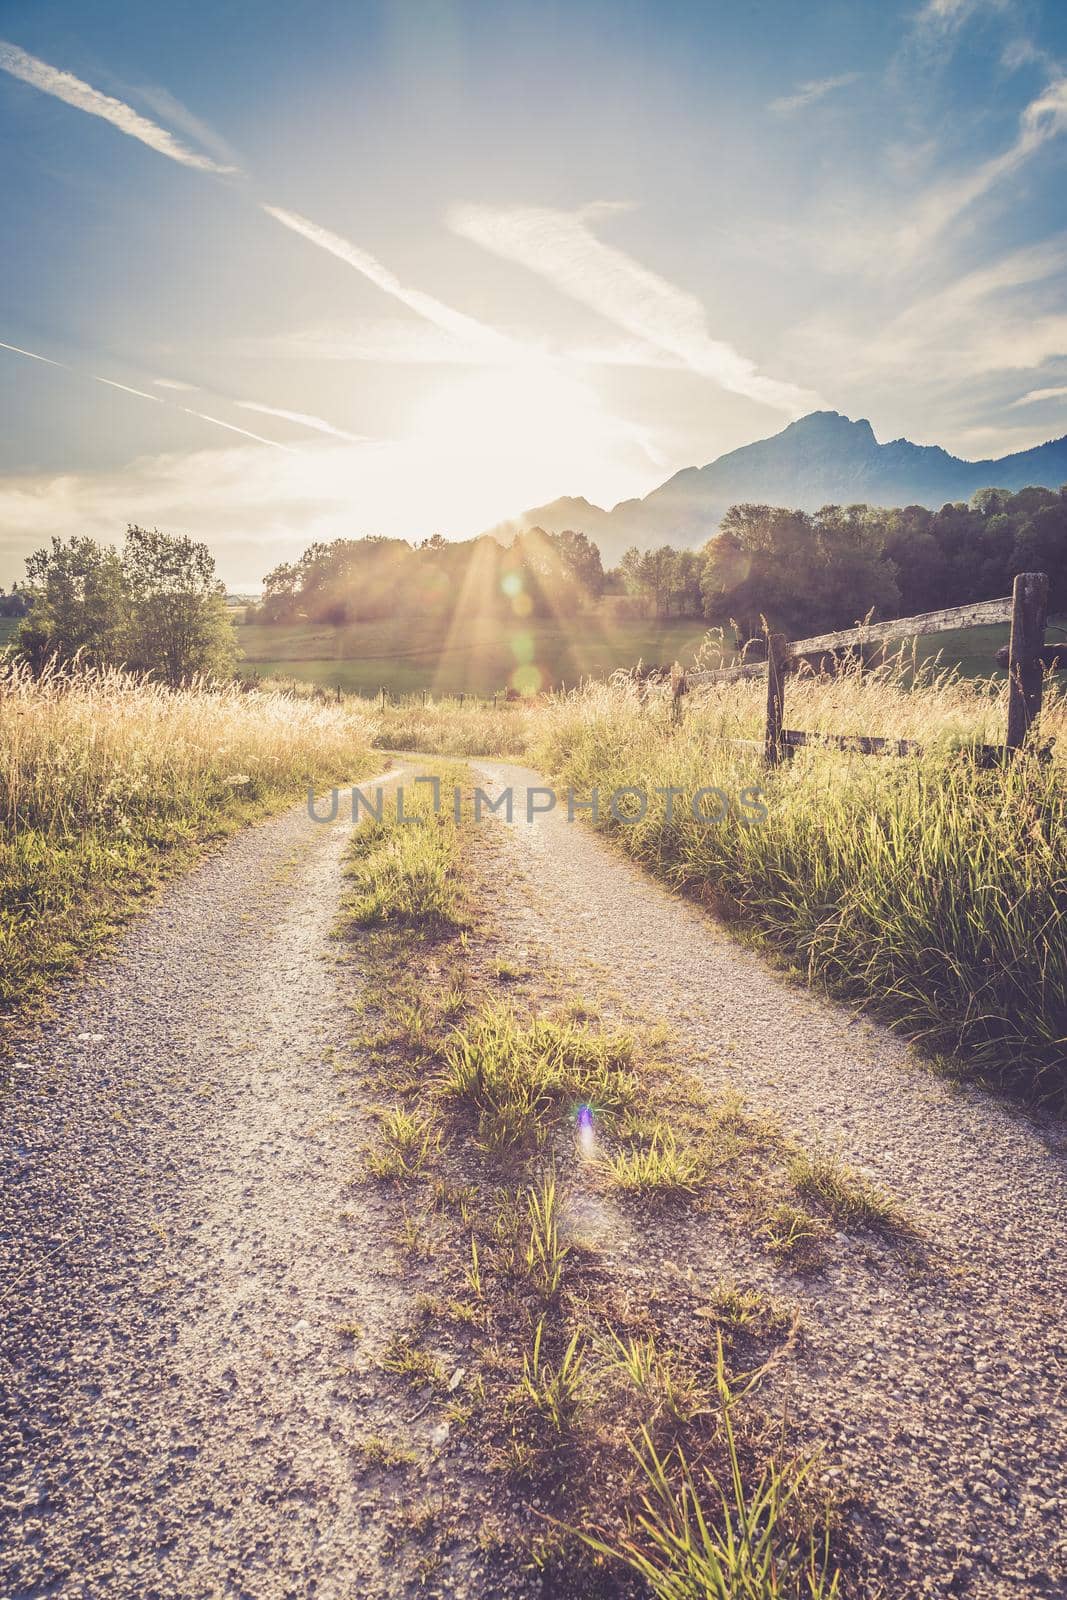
[15,536,129,671]
[122,525,236,684]
[15,527,237,682]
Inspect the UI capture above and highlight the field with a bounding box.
[232,609,1064,699]
[236,612,713,697]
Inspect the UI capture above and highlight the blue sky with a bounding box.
[2,0,1066,586]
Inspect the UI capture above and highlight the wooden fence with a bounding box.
[678,571,1052,766]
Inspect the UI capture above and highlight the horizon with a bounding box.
[3,0,1067,587]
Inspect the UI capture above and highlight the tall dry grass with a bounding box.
[372,694,537,757]
[1,658,375,1006]
[532,658,1067,1102]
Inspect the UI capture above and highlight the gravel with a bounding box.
[3,758,1064,1600]
[473,760,1067,1600]
[0,772,490,1600]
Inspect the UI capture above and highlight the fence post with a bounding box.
[763,633,789,765]
[1005,572,1049,755]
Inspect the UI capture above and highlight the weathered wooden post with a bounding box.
[1005,572,1049,755]
[763,633,789,766]
[670,660,687,726]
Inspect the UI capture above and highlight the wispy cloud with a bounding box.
[910,0,1010,46]
[768,73,860,116]
[786,237,1067,402]
[153,377,199,391]
[896,74,1067,257]
[449,203,821,415]
[0,39,237,173]
[262,204,518,358]
[236,401,367,442]
[1009,383,1067,407]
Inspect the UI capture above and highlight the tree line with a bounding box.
[247,527,604,625]
[3,483,1064,684]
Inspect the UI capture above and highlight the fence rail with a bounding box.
[678,572,1051,765]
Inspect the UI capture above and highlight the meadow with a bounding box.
[0,658,374,1008]
[234,610,1039,700]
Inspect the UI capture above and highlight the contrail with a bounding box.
[237,401,367,442]
[180,407,293,449]
[0,39,238,173]
[1,336,289,448]
[262,204,518,358]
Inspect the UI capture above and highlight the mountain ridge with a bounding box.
[486,411,1067,562]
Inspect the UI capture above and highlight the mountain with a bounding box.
[487,411,1067,564]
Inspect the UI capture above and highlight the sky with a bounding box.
[2,0,1067,588]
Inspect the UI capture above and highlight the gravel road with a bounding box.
[473,761,1067,1600]
[3,759,1064,1600]
[1,771,488,1600]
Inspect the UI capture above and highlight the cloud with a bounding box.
[896,75,1067,258]
[239,319,679,372]
[179,409,292,449]
[910,0,1009,44]
[449,203,822,415]
[153,377,199,391]
[786,238,1067,401]
[262,204,519,358]
[768,73,860,116]
[0,39,237,173]
[1009,383,1067,406]
[236,401,368,442]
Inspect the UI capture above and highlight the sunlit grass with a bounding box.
[437,1003,638,1151]
[579,1342,840,1600]
[0,656,374,1007]
[532,660,1067,1103]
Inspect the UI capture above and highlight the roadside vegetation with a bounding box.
[533,661,1066,1104]
[335,768,858,1596]
[0,657,373,1008]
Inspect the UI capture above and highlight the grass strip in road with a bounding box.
[334,767,858,1596]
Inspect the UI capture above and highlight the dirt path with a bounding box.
[3,758,1064,1600]
[472,760,1067,1600]
[0,770,496,1600]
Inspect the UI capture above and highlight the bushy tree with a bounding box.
[122,525,236,684]
[15,536,129,672]
[15,527,237,682]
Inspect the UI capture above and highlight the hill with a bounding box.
[489,411,1067,561]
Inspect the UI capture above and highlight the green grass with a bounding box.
[237,612,721,698]
[236,611,1066,699]
[579,1344,839,1600]
[789,1150,905,1235]
[437,1003,638,1151]
[340,768,468,931]
[603,1124,706,1196]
